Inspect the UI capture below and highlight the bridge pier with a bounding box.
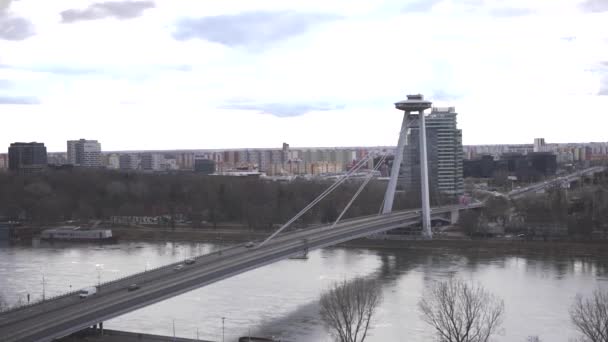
[384,94,433,239]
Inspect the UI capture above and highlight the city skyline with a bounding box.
[0,0,607,151]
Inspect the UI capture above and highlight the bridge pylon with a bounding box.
[382,94,433,239]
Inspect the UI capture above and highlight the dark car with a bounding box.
[128,284,140,291]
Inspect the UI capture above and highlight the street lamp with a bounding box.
[41,274,46,301]
[221,317,226,342]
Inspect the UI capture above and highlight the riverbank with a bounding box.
[112,226,267,242]
[110,226,608,257]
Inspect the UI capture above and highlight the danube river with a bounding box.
[0,241,606,342]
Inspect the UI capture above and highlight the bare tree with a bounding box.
[319,278,383,342]
[418,278,505,342]
[570,289,608,342]
[0,292,8,312]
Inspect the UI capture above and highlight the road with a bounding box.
[0,204,476,342]
[508,166,605,199]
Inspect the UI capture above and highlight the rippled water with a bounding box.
[1,241,607,342]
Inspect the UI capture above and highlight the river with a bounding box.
[0,241,606,342]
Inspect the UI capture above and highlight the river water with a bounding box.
[0,241,606,342]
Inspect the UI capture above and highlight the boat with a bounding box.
[40,227,116,242]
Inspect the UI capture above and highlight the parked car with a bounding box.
[245,242,255,248]
[173,264,184,271]
[128,284,140,291]
[184,258,196,265]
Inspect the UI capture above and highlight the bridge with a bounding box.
[508,166,605,199]
[0,203,481,342]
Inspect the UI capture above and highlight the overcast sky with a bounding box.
[1,0,607,152]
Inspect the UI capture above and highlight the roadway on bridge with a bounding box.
[508,166,605,199]
[0,205,474,342]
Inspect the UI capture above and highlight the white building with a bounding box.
[106,154,120,169]
[533,138,547,152]
[67,139,102,167]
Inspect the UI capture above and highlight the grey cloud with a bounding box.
[581,0,608,12]
[61,1,155,23]
[0,1,35,41]
[0,95,39,104]
[224,101,345,117]
[173,11,338,47]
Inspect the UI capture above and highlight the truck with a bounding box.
[79,286,97,298]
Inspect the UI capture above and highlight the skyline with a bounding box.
[1,0,607,151]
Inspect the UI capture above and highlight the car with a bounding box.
[173,264,184,271]
[79,286,97,298]
[184,258,196,265]
[127,284,140,291]
[245,242,255,248]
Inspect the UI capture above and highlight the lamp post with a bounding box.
[221,317,226,342]
[41,274,46,301]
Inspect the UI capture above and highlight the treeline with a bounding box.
[461,171,608,238]
[0,169,418,229]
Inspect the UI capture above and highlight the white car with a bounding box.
[79,287,97,298]
[245,242,255,248]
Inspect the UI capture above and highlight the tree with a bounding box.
[570,289,608,342]
[418,278,505,342]
[0,292,8,312]
[319,278,383,342]
[458,210,481,236]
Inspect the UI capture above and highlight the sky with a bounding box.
[0,0,607,152]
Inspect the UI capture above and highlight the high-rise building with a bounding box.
[140,153,162,171]
[67,139,101,167]
[0,154,8,169]
[119,154,138,170]
[176,153,195,170]
[533,138,546,152]
[282,142,290,163]
[8,142,48,173]
[402,107,464,197]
